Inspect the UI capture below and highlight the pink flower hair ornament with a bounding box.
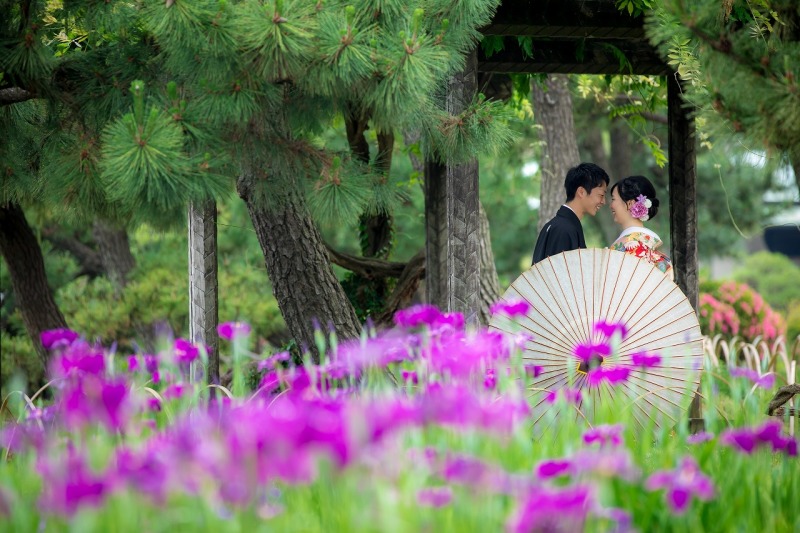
[628,194,652,221]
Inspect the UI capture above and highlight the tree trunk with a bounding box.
[0,203,68,373]
[92,219,136,291]
[579,122,618,244]
[238,176,361,362]
[532,74,580,233]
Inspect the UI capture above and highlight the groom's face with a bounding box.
[580,183,607,216]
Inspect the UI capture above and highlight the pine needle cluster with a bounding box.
[2,0,512,227]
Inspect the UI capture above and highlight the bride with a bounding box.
[608,175,674,280]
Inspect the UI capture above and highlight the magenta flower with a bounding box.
[686,432,714,445]
[484,368,497,390]
[587,366,631,386]
[721,421,797,456]
[218,321,252,341]
[507,485,593,533]
[645,456,714,514]
[490,299,531,317]
[40,328,79,350]
[163,383,187,400]
[143,355,159,374]
[402,370,419,385]
[524,365,542,378]
[53,343,105,378]
[546,388,583,404]
[573,341,612,363]
[259,371,281,394]
[593,320,628,339]
[729,367,775,389]
[38,448,108,515]
[174,339,199,364]
[583,424,624,447]
[417,487,453,507]
[536,459,572,479]
[127,355,139,372]
[630,351,661,369]
[394,304,444,328]
[572,449,640,481]
[258,351,291,371]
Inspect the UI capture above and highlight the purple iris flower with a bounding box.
[630,351,661,368]
[127,355,139,372]
[506,485,593,533]
[524,365,543,378]
[573,341,612,363]
[490,299,531,317]
[258,351,291,371]
[593,320,628,339]
[40,328,79,350]
[53,343,105,378]
[686,432,714,445]
[583,425,624,447]
[174,339,199,364]
[484,368,497,390]
[721,421,797,456]
[645,456,715,514]
[587,366,631,386]
[217,321,252,341]
[38,448,108,516]
[417,487,453,507]
[729,367,775,389]
[572,449,640,481]
[536,459,572,479]
[402,370,419,385]
[546,388,583,404]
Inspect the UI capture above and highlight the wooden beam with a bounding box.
[483,0,645,39]
[188,201,220,390]
[667,72,702,434]
[478,38,668,76]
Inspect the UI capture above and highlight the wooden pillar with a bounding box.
[424,50,481,326]
[667,72,702,432]
[188,201,219,388]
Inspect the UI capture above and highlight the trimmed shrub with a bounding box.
[699,280,785,344]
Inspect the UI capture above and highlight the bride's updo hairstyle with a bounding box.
[610,175,660,220]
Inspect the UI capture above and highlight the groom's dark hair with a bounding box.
[564,163,610,201]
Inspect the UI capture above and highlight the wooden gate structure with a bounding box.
[189,0,700,422]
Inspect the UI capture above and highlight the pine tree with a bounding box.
[1,0,512,360]
[647,0,800,191]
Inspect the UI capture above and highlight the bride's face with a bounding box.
[609,188,632,226]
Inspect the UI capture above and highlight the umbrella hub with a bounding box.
[577,354,605,374]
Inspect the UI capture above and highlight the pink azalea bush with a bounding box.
[0,307,797,531]
[699,280,785,343]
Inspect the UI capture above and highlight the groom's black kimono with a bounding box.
[531,205,586,265]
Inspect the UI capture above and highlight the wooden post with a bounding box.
[424,50,481,326]
[667,72,702,433]
[188,201,219,389]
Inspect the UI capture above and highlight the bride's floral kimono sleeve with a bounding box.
[609,230,674,281]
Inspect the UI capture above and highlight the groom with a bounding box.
[531,162,609,265]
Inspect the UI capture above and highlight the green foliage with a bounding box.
[648,0,800,155]
[732,251,800,314]
[0,327,43,397]
[785,300,800,343]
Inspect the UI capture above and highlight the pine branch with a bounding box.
[325,242,407,278]
[0,87,35,106]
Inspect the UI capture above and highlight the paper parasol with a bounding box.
[489,248,703,432]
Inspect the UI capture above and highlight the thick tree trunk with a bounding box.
[579,122,618,244]
[92,219,136,291]
[0,203,68,372]
[238,176,361,362]
[532,75,581,233]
